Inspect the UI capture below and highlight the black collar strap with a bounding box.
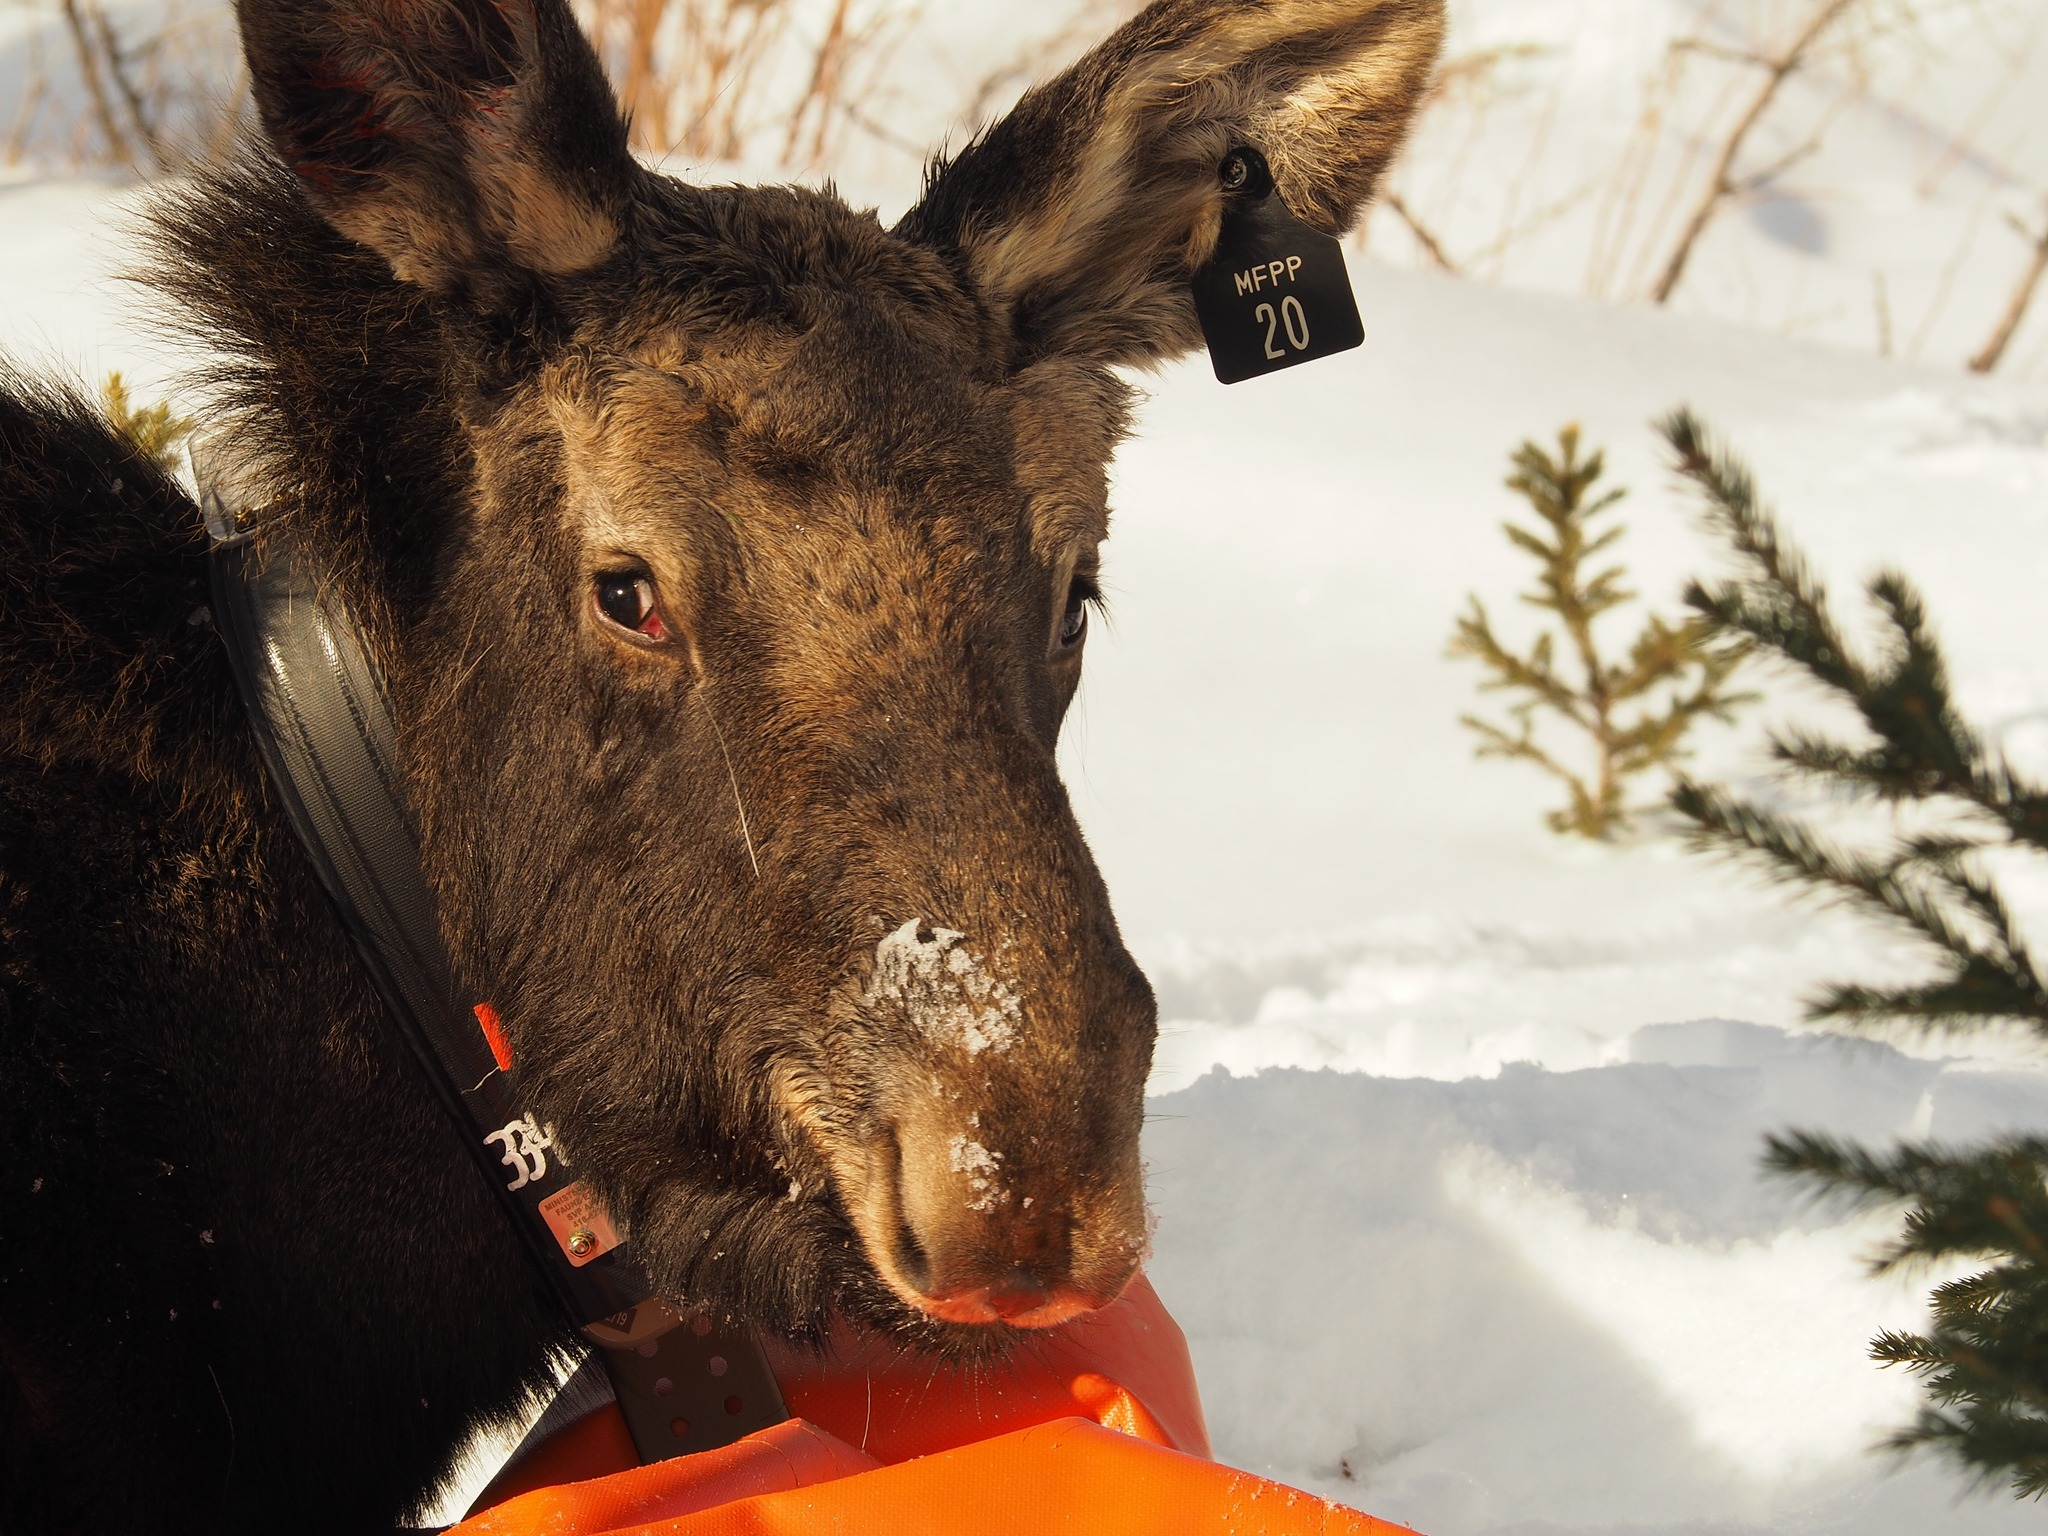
[197,449,786,1467]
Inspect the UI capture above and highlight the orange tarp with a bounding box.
[758,1274,1213,1464]
[456,1277,1419,1536]
[461,1417,1414,1536]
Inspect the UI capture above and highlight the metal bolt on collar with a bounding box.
[567,1227,597,1258]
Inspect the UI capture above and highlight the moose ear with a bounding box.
[237,0,635,305]
[898,0,1445,369]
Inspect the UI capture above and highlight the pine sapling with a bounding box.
[102,372,195,474]
[1665,407,2048,1498]
[1450,424,1751,839]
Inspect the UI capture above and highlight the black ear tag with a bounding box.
[1192,148,1365,385]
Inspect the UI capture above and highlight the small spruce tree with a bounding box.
[101,371,196,474]
[1449,424,1752,839]
[1665,406,2048,1499]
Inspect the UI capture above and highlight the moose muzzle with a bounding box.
[825,918,1153,1331]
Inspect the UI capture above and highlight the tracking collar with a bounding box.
[197,446,786,1466]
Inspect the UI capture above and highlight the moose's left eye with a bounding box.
[1056,575,1096,653]
[595,572,669,643]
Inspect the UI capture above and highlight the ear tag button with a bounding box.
[1192,148,1365,385]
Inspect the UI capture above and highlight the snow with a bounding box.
[866,919,1023,1057]
[1143,1029,2048,1534]
[8,5,2048,1533]
[946,1134,1006,1213]
[1364,0,2048,376]
[1065,265,2048,1534]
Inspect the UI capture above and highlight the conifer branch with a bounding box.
[1451,424,1751,839]
[1671,411,2048,1499]
[101,373,196,475]
[1664,407,2048,1039]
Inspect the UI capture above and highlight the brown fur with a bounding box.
[900,0,1447,365]
[0,0,1441,1528]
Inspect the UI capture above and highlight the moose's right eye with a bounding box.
[594,572,669,643]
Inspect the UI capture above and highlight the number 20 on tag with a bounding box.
[1192,148,1365,386]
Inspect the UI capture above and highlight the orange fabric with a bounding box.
[455,1277,1416,1536]
[474,1397,643,1507]
[470,1274,1205,1516]
[759,1273,1211,1463]
[457,1419,1411,1536]
[461,1420,879,1536]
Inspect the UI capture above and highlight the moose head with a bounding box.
[209,0,1444,1349]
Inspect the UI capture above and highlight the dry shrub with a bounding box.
[1371,0,2037,371]
[956,1,1145,129]
[4,0,246,174]
[1574,0,1931,301]
[1363,40,1558,274]
[573,0,922,168]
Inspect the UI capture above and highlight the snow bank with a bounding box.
[1145,1025,2048,1534]
[1065,212,2048,1536]
[1065,258,2048,1082]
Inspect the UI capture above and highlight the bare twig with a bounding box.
[1729,132,1823,198]
[1359,41,1550,275]
[1969,205,2048,375]
[5,28,49,166]
[1462,178,1601,272]
[1585,40,1691,301]
[962,4,1131,128]
[59,0,134,167]
[1910,179,1999,362]
[1671,37,1777,70]
[1918,6,2046,198]
[575,0,915,168]
[1381,189,1461,273]
[88,1,167,171]
[1649,0,1865,305]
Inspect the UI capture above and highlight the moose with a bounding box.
[0,0,1442,1528]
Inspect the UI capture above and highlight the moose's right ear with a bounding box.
[898,0,1445,370]
[237,0,636,308]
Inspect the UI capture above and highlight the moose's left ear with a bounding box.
[898,0,1445,369]
[238,0,636,307]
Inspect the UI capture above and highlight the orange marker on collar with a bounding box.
[474,1002,514,1073]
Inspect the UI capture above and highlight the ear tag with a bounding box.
[1192,148,1365,386]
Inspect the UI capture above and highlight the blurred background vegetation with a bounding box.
[2,0,2043,377]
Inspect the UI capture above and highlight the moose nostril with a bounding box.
[875,1123,934,1294]
[891,1212,933,1296]
[983,1271,1054,1321]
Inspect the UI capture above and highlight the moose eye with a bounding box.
[595,572,669,643]
[1057,575,1097,653]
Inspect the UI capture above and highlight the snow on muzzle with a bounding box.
[829,918,1152,1329]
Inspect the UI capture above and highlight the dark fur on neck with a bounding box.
[0,279,568,1536]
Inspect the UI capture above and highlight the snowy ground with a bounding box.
[1366,0,2048,378]
[8,9,2048,1531]
[1146,1026,2048,1534]
[1076,254,2048,1536]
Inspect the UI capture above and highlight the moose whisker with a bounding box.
[699,688,762,880]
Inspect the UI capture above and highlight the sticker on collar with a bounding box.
[1192,147,1365,386]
